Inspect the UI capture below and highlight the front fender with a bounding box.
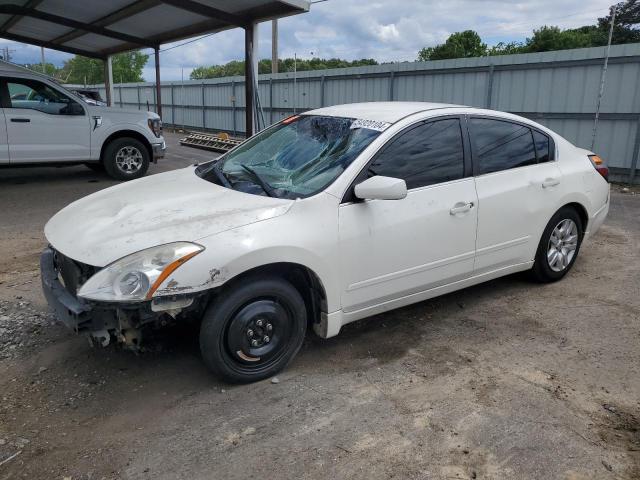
[152,244,339,312]
[91,121,156,159]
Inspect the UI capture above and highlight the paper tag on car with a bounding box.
[350,119,391,132]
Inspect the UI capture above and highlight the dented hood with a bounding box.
[45,167,293,266]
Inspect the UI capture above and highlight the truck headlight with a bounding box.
[77,242,203,302]
[148,118,162,137]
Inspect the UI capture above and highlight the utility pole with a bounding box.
[591,5,617,150]
[1,46,14,62]
[271,20,278,74]
[293,52,297,114]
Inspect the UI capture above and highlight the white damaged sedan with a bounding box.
[42,102,610,383]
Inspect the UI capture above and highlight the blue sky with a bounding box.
[0,0,614,81]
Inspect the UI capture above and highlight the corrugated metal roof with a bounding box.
[0,0,309,58]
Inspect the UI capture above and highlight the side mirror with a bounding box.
[60,102,85,115]
[354,175,407,201]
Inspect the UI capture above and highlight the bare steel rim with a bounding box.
[115,145,143,174]
[547,218,579,272]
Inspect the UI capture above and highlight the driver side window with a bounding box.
[369,118,465,190]
[6,79,83,115]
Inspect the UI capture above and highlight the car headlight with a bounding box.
[77,242,204,302]
[148,118,162,138]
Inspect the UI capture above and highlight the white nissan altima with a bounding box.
[41,102,610,383]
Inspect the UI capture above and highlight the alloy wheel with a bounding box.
[115,146,143,174]
[547,218,579,272]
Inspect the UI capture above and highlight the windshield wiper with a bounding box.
[212,160,232,188]
[239,164,277,197]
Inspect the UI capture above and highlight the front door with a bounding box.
[338,118,478,314]
[2,77,90,163]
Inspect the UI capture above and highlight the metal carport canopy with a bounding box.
[0,0,310,135]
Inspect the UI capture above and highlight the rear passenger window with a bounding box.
[369,118,464,189]
[470,118,536,175]
[533,130,551,163]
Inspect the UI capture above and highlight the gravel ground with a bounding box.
[0,134,638,479]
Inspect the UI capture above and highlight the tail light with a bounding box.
[589,154,609,182]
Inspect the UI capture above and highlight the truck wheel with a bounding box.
[200,275,307,383]
[103,137,149,181]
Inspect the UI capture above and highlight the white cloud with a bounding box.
[0,0,613,80]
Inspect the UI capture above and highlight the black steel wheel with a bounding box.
[199,275,307,383]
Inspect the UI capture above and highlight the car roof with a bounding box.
[303,102,463,124]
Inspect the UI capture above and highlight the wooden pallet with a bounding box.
[179,132,243,152]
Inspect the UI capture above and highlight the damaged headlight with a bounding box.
[77,242,204,302]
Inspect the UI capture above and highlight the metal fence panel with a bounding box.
[72,43,640,181]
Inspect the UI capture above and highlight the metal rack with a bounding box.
[179,132,243,152]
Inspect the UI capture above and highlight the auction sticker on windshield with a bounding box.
[350,118,392,132]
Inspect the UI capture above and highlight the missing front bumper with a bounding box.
[40,247,206,347]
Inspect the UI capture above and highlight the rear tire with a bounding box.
[199,275,307,383]
[103,137,149,181]
[531,207,583,282]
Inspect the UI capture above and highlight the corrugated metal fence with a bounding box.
[80,43,640,183]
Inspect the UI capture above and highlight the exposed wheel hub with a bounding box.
[226,300,291,365]
[245,318,273,348]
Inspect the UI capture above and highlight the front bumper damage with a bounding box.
[40,247,204,348]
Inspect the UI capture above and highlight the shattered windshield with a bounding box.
[196,115,383,199]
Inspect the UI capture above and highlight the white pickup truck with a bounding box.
[0,62,165,180]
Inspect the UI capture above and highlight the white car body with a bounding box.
[44,102,610,342]
[0,62,165,166]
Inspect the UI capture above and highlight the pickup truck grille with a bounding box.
[52,248,98,296]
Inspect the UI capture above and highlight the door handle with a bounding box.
[10,118,30,123]
[542,178,560,188]
[450,201,474,215]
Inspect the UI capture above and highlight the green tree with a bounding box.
[190,57,378,79]
[23,62,61,77]
[598,0,640,44]
[62,51,148,84]
[417,1,640,61]
[418,30,487,61]
[524,26,593,52]
[487,41,527,56]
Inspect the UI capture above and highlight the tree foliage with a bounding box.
[418,0,640,61]
[48,51,149,84]
[190,57,378,79]
[418,30,487,61]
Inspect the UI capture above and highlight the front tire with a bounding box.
[531,207,583,282]
[200,275,307,383]
[103,137,150,181]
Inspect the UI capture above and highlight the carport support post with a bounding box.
[154,47,162,119]
[244,23,256,137]
[104,55,114,107]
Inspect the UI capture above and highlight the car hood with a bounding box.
[45,167,294,266]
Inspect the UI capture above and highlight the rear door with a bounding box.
[469,116,563,274]
[2,76,90,163]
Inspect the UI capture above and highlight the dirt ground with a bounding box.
[0,132,638,480]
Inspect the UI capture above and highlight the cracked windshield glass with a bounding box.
[197,115,384,198]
